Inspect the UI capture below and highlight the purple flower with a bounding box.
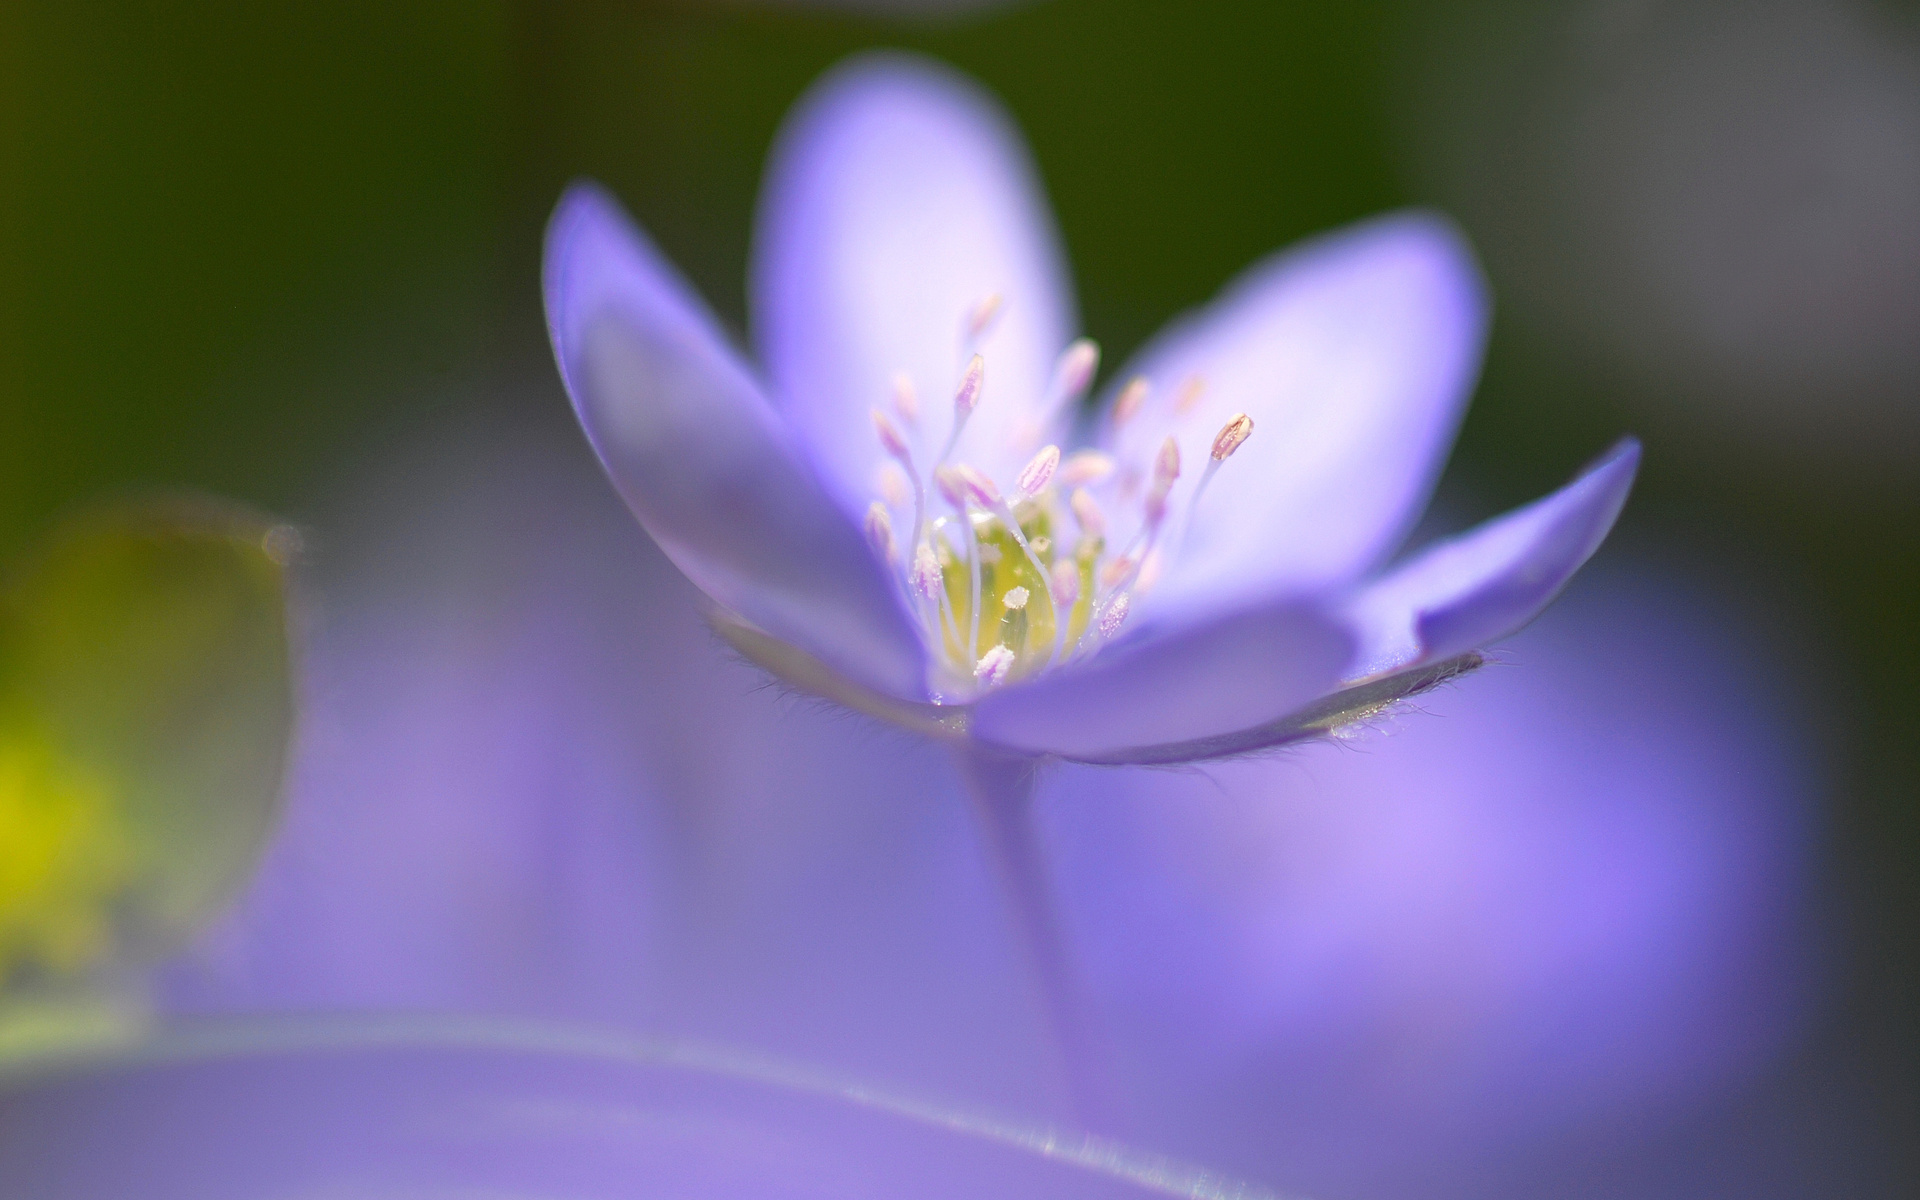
[542,52,1640,765]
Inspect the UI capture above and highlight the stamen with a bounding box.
[954,354,986,418]
[1030,535,1051,555]
[1098,592,1130,639]
[975,644,1016,687]
[872,408,912,464]
[1058,450,1115,487]
[1210,412,1254,461]
[910,542,943,601]
[891,372,920,425]
[864,502,896,563]
[876,461,911,510]
[1099,554,1135,589]
[954,463,1002,510]
[1003,586,1030,610]
[1174,374,1208,415]
[1048,339,1100,408]
[937,355,987,467]
[1144,436,1181,527]
[1186,412,1254,537]
[1135,547,1164,594]
[965,294,1005,343]
[1112,376,1150,426]
[933,465,967,509]
[1049,559,1080,607]
[1016,445,1061,497]
[1069,488,1107,538]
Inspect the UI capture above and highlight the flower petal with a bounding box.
[1344,438,1641,677]
[752,52,1077,516]
[971,601,1353,760]
[1098,213,1489,630]
[544,182,926,699]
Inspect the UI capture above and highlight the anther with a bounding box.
[876,461,911,510]
[1003,586,1030,611]
[871,408,912,463]
[975,644,1016,687]
[1144,436,1181,526]
[1210,412,1253,460]
[1098,593,1131,639]
[1050,338,1100,404]
[910,542,943,600]
[1059,450,1115,486]
[1069,488,1107,538]
[1174,375,1208,415]
[891,372,920,425]
[864,502,895,563]
[1112,376,1150,426]
[1099,554,1136,589]
[1050,560,1081,607]
[933,465,967,509]
[954,355,986,418]
[966,294,1005,342]
[953,463,1003,510]
[1016,445,1061,497]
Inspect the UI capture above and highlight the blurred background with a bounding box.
[3,0,1915,1195]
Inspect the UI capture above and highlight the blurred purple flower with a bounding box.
[155,422,1818,1196]
[542,52,1641,765]
[1040,565,1820,1195]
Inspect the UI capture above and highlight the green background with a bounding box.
[3,0,1913,1189]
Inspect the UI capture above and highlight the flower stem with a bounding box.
[952,746,1115,1131]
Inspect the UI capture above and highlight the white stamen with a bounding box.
[1184,412,1254,541]
[1098,593,1130,638]
[976,540,1003,565]
[933,465,967,509]
[871,408,912,463]
[1099,554,1136,589]
[1049,338,1100,405]
[955,463,1002,509]
[1003,586,1030,611]
[1016,445,1060,497]
[1050,559,1081,607]
[1058,450,1115,487]
[1135,547,1164,594]
[1112,376,1150,425]
[876,461,911,510]
[891,372,920,425]
[975,643,1016,687]
[864,502,896,563]
[1144,436,1182,526]
[954,354,986,417]
[966,294,1005,342]
[1210,412,1253,460]
[1174,375,1207,414]
[910,542,943,601]
[1030,535,1051,555]
[1069,488,1107,538]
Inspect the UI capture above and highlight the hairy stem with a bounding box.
[953,746,1115,1131]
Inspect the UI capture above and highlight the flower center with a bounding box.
[863,307,1253,701]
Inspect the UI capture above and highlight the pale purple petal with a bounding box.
[545,182,926,699]
[971,602,1353,759]
[753,53,1077,515]
[1098,213,1488,630]
[1344,437,1641,677]
[161,422,1057,1121]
